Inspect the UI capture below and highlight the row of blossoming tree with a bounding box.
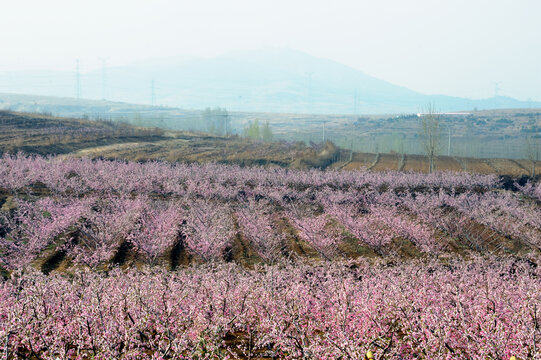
[0,154,539,270]
[0,260,540,359]
[0,154,540,358]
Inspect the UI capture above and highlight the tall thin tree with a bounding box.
[419,103,441,173]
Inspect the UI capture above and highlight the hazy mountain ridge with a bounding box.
[0,48,539,114]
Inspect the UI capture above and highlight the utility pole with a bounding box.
[98,57,109,100]
[151,80,156,106]
[322,120,327,143]
[448,126,451,156]
[75,59,81,99]
[223,113,230,136]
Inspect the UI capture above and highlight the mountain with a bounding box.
[0,48,539,114]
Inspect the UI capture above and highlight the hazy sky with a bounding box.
[1,0,540,100]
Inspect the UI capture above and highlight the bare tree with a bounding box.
[418,103,441,173]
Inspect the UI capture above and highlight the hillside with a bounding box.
[0,110,166,156]
[0,110,332,167]
[0,110,539,177]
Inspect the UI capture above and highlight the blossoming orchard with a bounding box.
[0,154,540,359]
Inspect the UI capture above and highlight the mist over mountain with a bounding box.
[0,48,538,114]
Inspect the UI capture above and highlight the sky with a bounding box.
[0,0,540,101]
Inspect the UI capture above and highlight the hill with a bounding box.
[1,49,540,113]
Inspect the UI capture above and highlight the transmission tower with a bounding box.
[494,82,502,97]
[98,57,109,100]
[151,80,156,106]
[75,59,82,99]
[306,72,314,113]
[493,81,502,108]
[354,89,358,115]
